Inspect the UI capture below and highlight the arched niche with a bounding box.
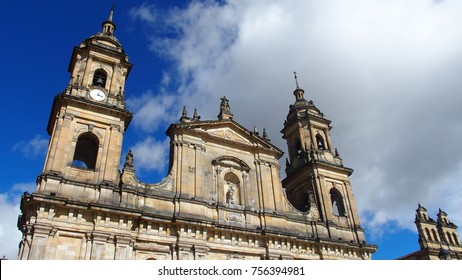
[212,156,250,206]
[224,172,240,205]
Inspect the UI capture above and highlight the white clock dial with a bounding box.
[89,89,106,101]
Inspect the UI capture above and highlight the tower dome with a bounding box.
[85,7,125,53]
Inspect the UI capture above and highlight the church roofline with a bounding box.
[395,249,427,260]
[166,118,284,156]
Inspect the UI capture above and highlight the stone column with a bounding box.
[81,55,93,87]
[102,124,122,183]
[48,113,74,174]
[29,224,52,259]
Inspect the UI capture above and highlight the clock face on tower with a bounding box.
[89,89,106,101]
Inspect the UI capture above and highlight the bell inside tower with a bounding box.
[92,69,107,87]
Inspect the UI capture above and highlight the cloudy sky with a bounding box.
[1,0,461,260]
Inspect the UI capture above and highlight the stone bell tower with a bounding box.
[41,7,132,185]
[281,73,367,244]
[17,9,133,259]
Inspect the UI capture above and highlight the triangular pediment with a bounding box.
[171,120,283,156]
[207,126,253,145]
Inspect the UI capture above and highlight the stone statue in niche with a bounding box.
[226,182,235,204]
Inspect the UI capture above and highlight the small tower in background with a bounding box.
[398,204,461,260]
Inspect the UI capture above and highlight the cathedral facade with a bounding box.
[17,10,377,260]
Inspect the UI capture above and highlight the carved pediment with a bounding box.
[168,120,283,157]
[207,127,253,145]
[194,121,277,151]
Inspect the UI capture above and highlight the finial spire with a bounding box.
[253,126,259,135]
[193,109,201,121]
[180,106,190,123]
[102,6,116,35]
[262,128,270,141]
[294,71,300,89]
[182,106,187,117]
[108,5,115,22]
[292,71,305,101]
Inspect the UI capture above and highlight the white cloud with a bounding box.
[11,183,36,194]
[130,0,462,237]
[130,137,170,174]
[12,135,48,158]
[129,3,157,24]
[0,194,21,260]
[126,90,177,133]
[0,182,36,260]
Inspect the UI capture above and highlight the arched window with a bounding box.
[446,232,454,245]
[72,133,99,169]
[432,229,439,242]
[316,134,325,150]
[425,228,432,241]
[92,69,107,87]
[295,140,303,158]
[330,188,346,216]
[453,233,460,246]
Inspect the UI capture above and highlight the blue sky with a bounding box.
[1,0,462,260]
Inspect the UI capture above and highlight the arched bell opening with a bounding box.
[92,69,107,88]
[330,188,346,217]
[72,132,99,169]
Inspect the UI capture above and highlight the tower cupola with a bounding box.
[102,7,116,36]
[293,71,305,101]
